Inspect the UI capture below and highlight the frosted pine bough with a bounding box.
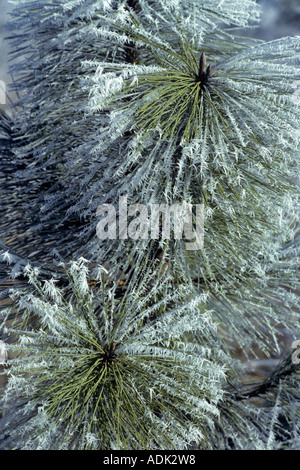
[0,0,262,260]
[0,0,299,451]
[0,259,227,450]
[79,33,300,352]
[1,2,299,351]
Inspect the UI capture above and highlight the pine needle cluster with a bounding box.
[0,0,300,450]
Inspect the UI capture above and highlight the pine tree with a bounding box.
[0,0,299,450]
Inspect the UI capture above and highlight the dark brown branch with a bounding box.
[124,1,140,65]
[234,352,299,402]
[197,52,211,85]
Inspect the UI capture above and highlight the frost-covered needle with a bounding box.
[0,340,7,365]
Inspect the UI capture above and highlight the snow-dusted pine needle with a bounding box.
[0,259,228,450]
[0,341,7,365]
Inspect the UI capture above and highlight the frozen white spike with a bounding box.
[0,340,8,365]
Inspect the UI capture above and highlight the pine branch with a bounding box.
[234,352,299,402]
[124,0,140,65]
[1,0,300,450]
